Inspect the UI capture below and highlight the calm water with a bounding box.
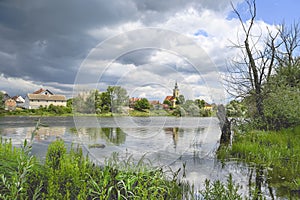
[0,116,281,198]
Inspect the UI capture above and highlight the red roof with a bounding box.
[33,88,53,95]
[11,96,18,100]
[129,97,141,102]
[164,96,175,102]
[33,88,46,94]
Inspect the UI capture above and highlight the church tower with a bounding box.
[173,81,179,98]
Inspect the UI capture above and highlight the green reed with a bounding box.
[218,125,300,198]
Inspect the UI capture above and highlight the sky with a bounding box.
[0,0,299,103]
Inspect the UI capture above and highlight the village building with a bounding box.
[149,100,162,110]
[12,96,25,108]
[2,92,16,111]
[204,103,214,111]
[5,98,17,111]
[129,97,141,108]
[24,88,67,109]
[164,82,179,108]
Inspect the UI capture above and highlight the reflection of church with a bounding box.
[164,127,179,148]
[164,82,179,107]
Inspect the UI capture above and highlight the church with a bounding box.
[164,82,179,108]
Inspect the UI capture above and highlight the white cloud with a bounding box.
[0,74,73,97]
[87,21,144,40]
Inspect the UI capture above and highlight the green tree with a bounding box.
[0,91,4,110]
[107,86,128,113]
[176,95,185,105]
[181,100,200,116]
[134,98,150,111]
[195,99,205,109]
[99,91,111,113]
[263,64,300,129]
[66,98,73,108]
[225,100,247,117]
[163,100,172,107]
[85,90,97,114]
[72,92,88,113]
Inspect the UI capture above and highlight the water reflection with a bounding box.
[0,117,223,195]
[0,116,294,198]
[74,127,126,145]
[0,127,66,144]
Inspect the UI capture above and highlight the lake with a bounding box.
[0,116,279,198]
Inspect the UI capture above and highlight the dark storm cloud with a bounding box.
[0,0,138,85]
[0,0,242,97]
[116,49,156,66]
[133,0,242,15]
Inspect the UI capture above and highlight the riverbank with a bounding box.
[0,138,243,199]
[1,109,173,117]
[218,125,300,199]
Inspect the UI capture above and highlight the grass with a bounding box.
[128,109,172,117]
[2,109,173,117]
[0,137,246,199]
[218,125,300,198]
[0,138,191,199]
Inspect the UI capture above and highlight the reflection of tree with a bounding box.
[74,127,126,145]
[195,127,205,134]
[69,127,78,135]
[79,128,126,145]
[101,128,126,145]
[86,128,100,140]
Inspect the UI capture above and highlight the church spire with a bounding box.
[173,81,179,98]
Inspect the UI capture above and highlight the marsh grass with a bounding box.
[0,118,243,199]
[218,125,300,198]
[0,138,192,199]
[0,137,245,199]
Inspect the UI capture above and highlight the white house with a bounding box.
[24,88,67,109]
[12,96,25,108]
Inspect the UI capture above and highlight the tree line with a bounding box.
[72,86,129,114]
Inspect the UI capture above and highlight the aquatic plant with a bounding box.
[218,125,300,198]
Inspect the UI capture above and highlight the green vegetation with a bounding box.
[263,64,300,130]
[73,86,129,115]
[128,109,171,117]
[172,99,214,117]
[226,0,300,131]
[200,174,242,200]
[0,138,245,199]
[4,104,72,116]
[218,125,300,198]
[225,100,247,118]
[0,139,186,199]
[133,98,150,111]
[0,91,4,111]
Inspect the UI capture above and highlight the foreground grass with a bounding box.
[218,125,300,198]
[0,139,187,199]
[0,138,245,200]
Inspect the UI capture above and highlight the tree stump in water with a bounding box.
[217,104,232,145]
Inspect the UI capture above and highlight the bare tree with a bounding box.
[226,0,300,130]
[226,0,280,119]
[276,22,300,67]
